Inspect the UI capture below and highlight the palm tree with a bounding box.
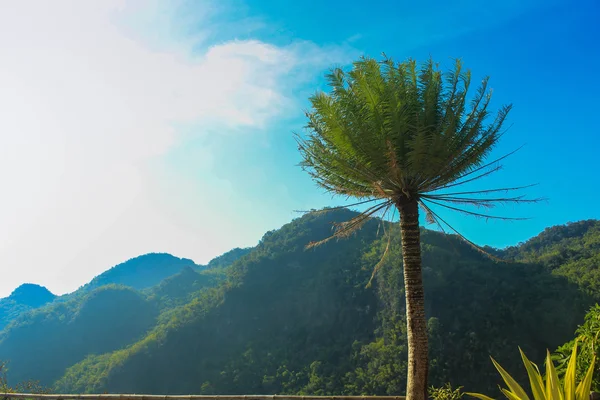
[296,57,538,400]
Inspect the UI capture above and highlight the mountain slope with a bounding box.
[0,250,249,329]
[146,266,218,314]
[55,210,592,395]
[82,253,199,292]
[0,284,56,331]
[7,284,56,307]
[204,248,253,270]
[501,219,600,293]
[0,254,196,335]
[56,209,381,394]
[0,251,248,388]
[0,285,158,386]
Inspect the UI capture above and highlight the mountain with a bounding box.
[7,284,55,308]
[2,212,597,395]
[0,253,199,331]
[51,211,593,395]
[204,248,253,270]
[82,253,200,292]
[0,253,212,330]
[146,266,217,313]
[501,219,600,294]
[0,285,158,386]
[0,284,56,331]
[0,252,246,387]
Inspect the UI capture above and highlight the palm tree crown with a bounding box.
[297,57,535,245]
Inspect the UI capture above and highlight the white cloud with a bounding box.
[0,0,352,296]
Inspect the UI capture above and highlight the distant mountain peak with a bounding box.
[205,247,252,269]
[502,219,600,257]
[8,283,56,307]
[83,252,200,292]
[127,252,195,263]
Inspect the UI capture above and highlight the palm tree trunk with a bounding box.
[397,198,428,400]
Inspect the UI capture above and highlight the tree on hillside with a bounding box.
[296,56,537,400]
[1,361,7,393]
[0,360,48,394]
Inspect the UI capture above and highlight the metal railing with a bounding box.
[0,395,406,400]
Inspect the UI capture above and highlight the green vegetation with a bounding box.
[40,211,593,395]
[0,284,56,331]
[0,285,158,386]
[555,304,600,392]
[502,220,600,294]
[204,248,253,270]
[81,253,200,292]
[429,384,464,400]
[1,211,598,397]
[0,360,49,395]
[146,266,217,314]
[0,251,248,389]
[467,343,595,400]
[296,56,534,400]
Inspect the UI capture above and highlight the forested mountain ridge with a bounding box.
[0,284,56,331]
[146,266,217,314]
[0,250,252,332]
[500,220,599,263]
[204,248,253,270]
[56,210,383,394]
[0,254,198,331]
[5,284,56,308]
[499,220,600,293]
[80,253,200,292]
[1,213,598,395]
[0,251,251,387]
[52,211,595,395]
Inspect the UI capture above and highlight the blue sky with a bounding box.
[180,0,600,245]
[0,0,598,297]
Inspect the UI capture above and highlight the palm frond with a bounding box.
[306,200,392,249]
[418,200,462,258]
[434,184,538,197]
[426,145,523,192]
[297,55,536,265]
[419,202,505,262]
[422,194,546,208]
[423,198,530,221]
[366,204,395,288]
[293,198,383,215]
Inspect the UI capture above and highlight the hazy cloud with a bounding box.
[0,0,353,296]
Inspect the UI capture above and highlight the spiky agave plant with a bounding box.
[467,343,595,400]
[296,56,541,400]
